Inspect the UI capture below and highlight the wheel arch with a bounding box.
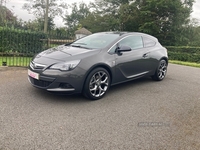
[160,57,168,65]
[81,63,113,93]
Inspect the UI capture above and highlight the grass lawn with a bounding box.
[169,60,200,68]
[0,56,32,67]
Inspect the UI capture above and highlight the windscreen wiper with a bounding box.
[71,44,91,49]
[72,42,87,45]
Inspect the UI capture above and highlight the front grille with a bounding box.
[30,61,46,70]
[29,77,52,88]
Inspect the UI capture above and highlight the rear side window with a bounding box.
[143,37,156,47]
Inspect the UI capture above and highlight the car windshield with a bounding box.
[71,33,120,49]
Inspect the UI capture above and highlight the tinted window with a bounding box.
[72,33,119,49]
[143,37,156,47]
[119,36,143,50]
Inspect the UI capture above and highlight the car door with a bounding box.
[113,35,152,83]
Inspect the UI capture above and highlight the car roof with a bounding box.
[97,31,158,41]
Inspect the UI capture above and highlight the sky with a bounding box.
[6,0,93,27]
[5,0,200,27]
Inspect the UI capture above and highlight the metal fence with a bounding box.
[0,27,74,67]
[1,27,200,67]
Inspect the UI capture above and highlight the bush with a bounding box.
[166,46,200,63]
[0,27,46,55]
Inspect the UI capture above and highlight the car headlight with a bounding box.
[50,60,81,71]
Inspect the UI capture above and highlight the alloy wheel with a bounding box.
[89,71,109,98]
[157,60,167,80]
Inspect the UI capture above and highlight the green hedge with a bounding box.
[0,27,46,55]
[166,46,200,63]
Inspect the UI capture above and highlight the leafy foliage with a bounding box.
[23,0,67,19]
[134,0,194,45]
[23,17,55,32]
[0,27,46,54]
[1,0,199,47]
[63,2,91,36]
[79,0,195,46]
[0,5,18,26]
[22,0,67,32]
[167,46,200,62]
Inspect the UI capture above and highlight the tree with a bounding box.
[23,0,66,19]
[80,13,120,33]
[182,19,200,46]
[118,3,140,31]
[85,0,194,45]
[134,0,194,45]
[23,17,55,32]
[23,0,67,32]
[44,0,49,33]
[90,0,130,15]
[87,0,129,31]
[0,5,18,27]
[63,2,90,36]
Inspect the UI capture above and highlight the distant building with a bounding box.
[75,28,92,40]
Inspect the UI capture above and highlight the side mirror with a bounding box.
[116,45,132,55]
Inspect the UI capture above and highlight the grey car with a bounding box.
[28,32,168,100]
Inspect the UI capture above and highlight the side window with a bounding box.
[119,36,143,50]
[143,37,156,47]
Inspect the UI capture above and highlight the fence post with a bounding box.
[47,38,50,48]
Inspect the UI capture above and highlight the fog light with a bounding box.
[59,83,74,89]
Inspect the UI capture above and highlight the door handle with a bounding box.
[143,53,149,58]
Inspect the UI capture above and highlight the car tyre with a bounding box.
[152,59,167,81]
[83,67,110,100]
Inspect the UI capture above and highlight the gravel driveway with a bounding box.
[0,64,200,150]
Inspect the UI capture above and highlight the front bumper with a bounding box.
[28,67,86,94]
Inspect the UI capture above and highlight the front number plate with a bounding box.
[28,69,39,80]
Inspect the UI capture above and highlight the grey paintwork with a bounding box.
[28,32,168,94]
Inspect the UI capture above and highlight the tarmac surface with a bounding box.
[0,64,200,150]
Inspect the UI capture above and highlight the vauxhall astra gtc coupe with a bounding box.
[28,32,168,100]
